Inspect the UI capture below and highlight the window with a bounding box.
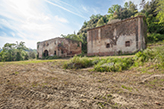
[125,41,130,47]
[54,51,56,55]
[106,43,110,48]
[77,43,80,47]
[61,50,64,54]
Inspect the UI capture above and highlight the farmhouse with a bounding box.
[87,16,147,56]
[37,37,81,58]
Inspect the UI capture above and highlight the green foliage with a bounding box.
[96,17,105,27]
[0,41,29,62]
[63,55,92,69]
[133,45,164,67]
[108,4,121,16]
[121,85,132,91]
[63,44,164,72]
[147,33,164,42]
[42,55,61,60]
[94,57,134,72]
[133,49,154,66]
[28,51,36,59]
[156,0,164,24]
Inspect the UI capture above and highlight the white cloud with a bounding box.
[0,0,74,49]
[45,0,87,19]
[54,15,69,23]
[82,5,88,12]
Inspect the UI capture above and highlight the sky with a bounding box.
[0,0,150,49]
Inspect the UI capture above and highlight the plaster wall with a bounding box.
[37,38,81,58]
[87,16,147,56]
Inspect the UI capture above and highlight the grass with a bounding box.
[0,59,66,65]
[121,85,133,91]
[15,72,19,74]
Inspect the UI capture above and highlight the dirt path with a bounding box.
[0,61,164,109]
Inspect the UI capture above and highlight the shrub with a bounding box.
[133,45,164,67]
[94,57,134,72]
[63,45,164,72]
[147,33,164,43]
[63,55,92,69]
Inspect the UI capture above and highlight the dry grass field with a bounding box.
[0,42,164,109]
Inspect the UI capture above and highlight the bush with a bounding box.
[147,33,164,43]
[63,55,92,69]
[133,45,164,67]
[133,49,154,66]
[94,57,134,72]
[63,45,164,72]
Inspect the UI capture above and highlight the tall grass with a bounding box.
[63,55,92,69]
[94,57,133,72]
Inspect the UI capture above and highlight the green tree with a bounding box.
[3,43,16,61]
[0,41,29,62]
[108,4,121,18]
[96,17,105,27]
[28,51,36,59]
[124,2,129,9]
[156,0,164,23]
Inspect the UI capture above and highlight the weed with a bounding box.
[121,85,132,91]
[98,102,104,108]
[15,72,19,74]
[143,102,148,106]
[107,94,112,97]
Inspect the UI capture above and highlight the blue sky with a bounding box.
[0,0,148,49]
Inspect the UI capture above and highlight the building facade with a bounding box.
[87,16,147,56]
[37,37,81,58]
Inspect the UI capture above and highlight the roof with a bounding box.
[37,37,81,44]
[87,15,145,31]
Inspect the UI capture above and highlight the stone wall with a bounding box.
[87,16,147,56]
[37,38,81,58]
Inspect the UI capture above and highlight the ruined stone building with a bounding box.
[87,16,147,56]
[37,37,81,58]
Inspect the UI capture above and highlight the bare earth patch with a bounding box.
[0,60,164,108]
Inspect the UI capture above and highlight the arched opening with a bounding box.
[43,50,49,57]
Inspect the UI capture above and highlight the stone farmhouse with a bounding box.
[37,37,82,58]
[87,16,147,56]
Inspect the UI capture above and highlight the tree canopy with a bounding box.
[0,42,36,62]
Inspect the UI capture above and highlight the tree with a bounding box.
[140,0,163,33]
[0,41,29,62]
[108,4,121,17]
[124,2,129,9]
[140,0,146,10]
[156,0,164,23]
[96,17,105,27]
[3,43,16,61]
